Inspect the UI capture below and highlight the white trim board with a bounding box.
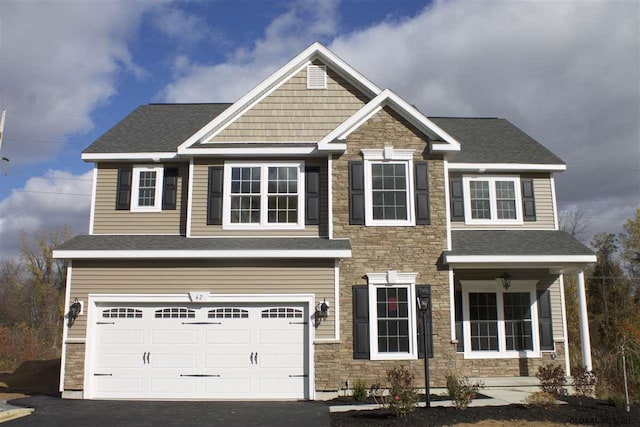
[82,152,178,161]
[448,163,566,172]
[445,255,597,264]
[53,249,353,259]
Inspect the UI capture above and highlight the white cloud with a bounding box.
[0,170,92,258]
[0,0,159,165]
[150,4,225,45]
[162,0,339,102]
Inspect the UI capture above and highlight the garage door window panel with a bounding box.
[154,308,195,319]
[209,308,249,319]
[102,308,143,319]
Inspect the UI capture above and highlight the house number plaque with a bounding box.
[189,291,210,302]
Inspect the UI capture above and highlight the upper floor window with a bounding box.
[462,176,522,225]
[131,165,163,212]
[362,148,415,226]
[223,162,305,229]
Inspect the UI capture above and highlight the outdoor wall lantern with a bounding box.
[68,298,82,326]
[314,299,329,328]
[500,272,512,290]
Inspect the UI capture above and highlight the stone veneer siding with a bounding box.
[64,343,85,391]
[314,106,456,390]
[314,106,566,391]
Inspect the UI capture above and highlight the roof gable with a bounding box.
[178,42,382,153]
[207,59,370,143]
[318,89,461,152]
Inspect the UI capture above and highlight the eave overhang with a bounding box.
[447,163,567,172]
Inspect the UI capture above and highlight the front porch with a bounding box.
[445,230,597,376]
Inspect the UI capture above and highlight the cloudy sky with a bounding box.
[0,0,638,258]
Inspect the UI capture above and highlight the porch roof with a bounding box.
[446,230,596,268]
[52,235,352,259]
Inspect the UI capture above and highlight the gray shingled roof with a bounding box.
[450,230,594,257]
[55,235,350,253]
[429,118,565,165]
[83,104,231,153]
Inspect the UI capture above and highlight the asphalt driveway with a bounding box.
[5,395,330,427]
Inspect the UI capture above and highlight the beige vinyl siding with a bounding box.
[451,173,555,230]
[190,158,327,237]
[68,259,335,340]
[211,62,369,142]
[93,162,188,235]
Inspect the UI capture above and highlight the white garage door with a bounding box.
[90,303,309,400]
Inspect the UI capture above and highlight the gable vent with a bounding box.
[307,65,327,89]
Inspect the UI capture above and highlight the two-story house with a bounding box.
[53,43,596,400]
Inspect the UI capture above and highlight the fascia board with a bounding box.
[177,42,382,153]
[180,146,318,156]
[444,254,597,264]
[81,152,178,161]
[448,163,567,172]
[52,249,353,259]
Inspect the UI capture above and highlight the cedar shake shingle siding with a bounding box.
[212,63,370,142]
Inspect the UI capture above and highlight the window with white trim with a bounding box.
[463,176,522,224]
[223,162,305,229]
[367,271,418,360]
[461,281,539,359]
[131,165,163,212]
[362,148,415,226]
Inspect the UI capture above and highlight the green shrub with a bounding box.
[385,367,418,417]
[352,378,368,402]
[522,391,557,408]
[536,364,567,397]
[571,366,596,397]
[446,373,484,409]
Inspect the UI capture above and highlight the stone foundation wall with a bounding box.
[64,342,85,390]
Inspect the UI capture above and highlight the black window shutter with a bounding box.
[162,167,178,210]
[349,161,365,225]
[115,167,132,210]
[305,166,320,225]
[352,285,370,359]
[537,289,554,351]
[416,285,433,359]
[207,166,224,225]
[450,177,465,221]
[414,162,430,225]
[522,178,536,221]
[454,290,464,352]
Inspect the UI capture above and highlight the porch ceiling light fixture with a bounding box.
[500,272,512,290]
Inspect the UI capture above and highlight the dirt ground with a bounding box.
[0,359,60,400]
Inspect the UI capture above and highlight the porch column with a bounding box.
[576,269,593,371]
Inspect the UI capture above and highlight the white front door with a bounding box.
[90,303,309,399]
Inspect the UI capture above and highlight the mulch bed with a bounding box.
[330,396,639,426]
